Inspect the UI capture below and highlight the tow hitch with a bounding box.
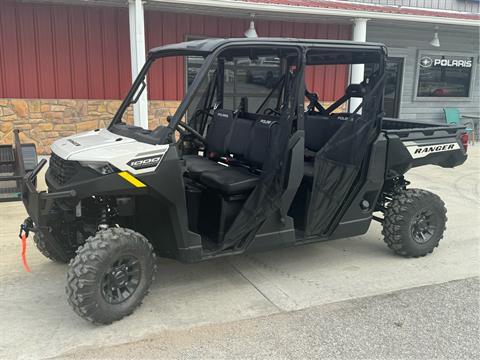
[18,217,35,272]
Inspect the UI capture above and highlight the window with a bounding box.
[223,56,282,111]
[187,54,283,112]
[366,57,404,118]
[416,53,474,98]
[186,55,207,87]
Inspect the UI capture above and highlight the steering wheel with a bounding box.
[175,121,206,143]
[194,108,215,120]
[263,107,281,116]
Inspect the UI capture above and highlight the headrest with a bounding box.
[247,118,278,168]
[206,109,235,155]
[345,84,367,98]
[214,109,234,121]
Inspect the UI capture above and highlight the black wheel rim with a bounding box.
[101,255,141,304]
[410,209,437,244]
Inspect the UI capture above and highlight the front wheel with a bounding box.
[66,228,156,325]
[33,232,77,263]
[382,189,447,258]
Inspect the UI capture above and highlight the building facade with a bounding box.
[0,0,479,153]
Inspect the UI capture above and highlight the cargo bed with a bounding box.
[381,118,467,178]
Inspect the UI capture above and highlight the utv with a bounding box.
[18,38,468,324]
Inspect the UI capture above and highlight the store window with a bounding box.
[416,53,474,98]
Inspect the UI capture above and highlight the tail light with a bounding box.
[460,132,469,152]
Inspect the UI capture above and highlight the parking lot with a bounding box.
[0,147,479,359]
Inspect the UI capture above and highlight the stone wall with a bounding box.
[0,99,180,154]
[0,98,347,155]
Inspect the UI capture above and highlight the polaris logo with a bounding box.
[67,139,81,146]
[419,57,433,68]
[419,56,472,68]
[127,154,164,170]
[433,58,472,68]
[407,143,460,159]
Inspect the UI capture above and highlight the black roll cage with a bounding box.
[108,39,387,142]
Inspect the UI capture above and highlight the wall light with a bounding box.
[430,26,440,47]
[244,14,258,38]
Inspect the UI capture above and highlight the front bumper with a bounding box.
[22,159,77,225]
[21,159,77,262]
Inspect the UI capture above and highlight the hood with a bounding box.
[50,129,169,174]
[51,129,141,160]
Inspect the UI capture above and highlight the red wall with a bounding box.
[0,2,351,101]
[0,2,131,100]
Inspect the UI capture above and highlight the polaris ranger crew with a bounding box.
[17,38,468,324]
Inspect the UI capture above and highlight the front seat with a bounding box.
[184,109,235,179]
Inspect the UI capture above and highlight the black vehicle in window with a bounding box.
[16,38,468,325]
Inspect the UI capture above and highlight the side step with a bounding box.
[0,131,38,202]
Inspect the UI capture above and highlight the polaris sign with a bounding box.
[419,56,472,68]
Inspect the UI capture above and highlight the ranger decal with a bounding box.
[407,143,460,159]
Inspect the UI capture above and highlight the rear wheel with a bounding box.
[66,228,156,325]
[382,188,447,257]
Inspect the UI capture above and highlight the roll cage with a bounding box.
[108,38,387,146]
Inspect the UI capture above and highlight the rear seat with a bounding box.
[184,110,278,195]
[303,113,359,181]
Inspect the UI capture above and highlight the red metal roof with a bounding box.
[242,0,480,21]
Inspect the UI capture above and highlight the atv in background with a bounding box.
[17,38,468,324]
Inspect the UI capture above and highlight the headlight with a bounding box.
[79,161,117,175]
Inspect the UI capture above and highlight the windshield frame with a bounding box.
[108,48,214,129]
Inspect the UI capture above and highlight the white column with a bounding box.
[129,0,148,129]
[349,18,369,113]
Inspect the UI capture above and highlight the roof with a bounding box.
[148,37,387,56]
[241,0,480,21]
[158,0,480,26]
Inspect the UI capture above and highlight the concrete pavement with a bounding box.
[0,147,478,359]
[60,277,480,360]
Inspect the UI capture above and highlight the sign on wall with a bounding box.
[416,53,474,98]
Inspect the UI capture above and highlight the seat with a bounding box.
[198,117,278,195]
[184,109,235,179]
[185,111,278,195]
[184,155,226,179]
[199,166,259,195]
[304,114,346,152]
